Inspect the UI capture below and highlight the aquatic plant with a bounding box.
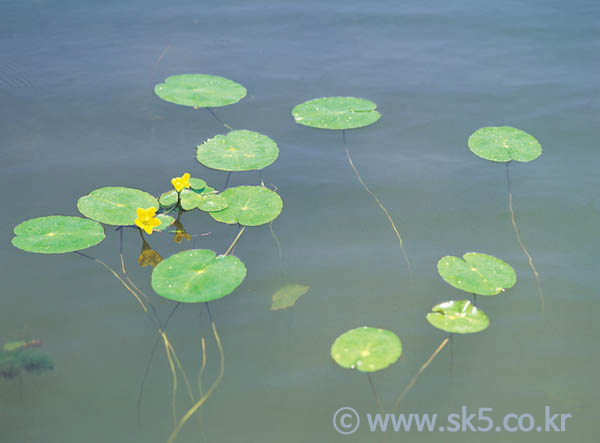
[394,253,515,407]
[10,73,285,443]
[331,326,402,412]
[0,340,53,380]
[292,97,410,272]
[270,284,310,311]
[468,126,543,310]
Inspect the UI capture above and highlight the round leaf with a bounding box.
[426,300,489,334]
[189,178,207,191]
[77,187,158,226]
[154,74,246,108]
[12,216,105,254]
[159,190,178,208]
[154,214,175,232]
[179,189,200,211]
[468,126,542,163]
[331,327,402,373]
[197,194,228,212]
[437,252,516,296]
[292,97,381,130]
[210,186,283,226]
[196,130,279,171]
[151,249,247,303]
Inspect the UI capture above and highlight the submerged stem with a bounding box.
[75,251,149,314]
[168,321,225,443]
[224,171,232,189]
[395,336,450,409]
[367,373,385,415]
[342,130,412,275]
[206,107,233,130]
[224,225,246,256]
[505,162,544,312]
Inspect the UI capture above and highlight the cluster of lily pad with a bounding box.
[10,72,545,431]
[302,96,543,406]
[11,74,284,440]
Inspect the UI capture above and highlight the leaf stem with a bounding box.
[505,161,544,312]
[394,336,450,409]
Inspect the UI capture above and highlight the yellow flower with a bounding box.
[171,172,191,193]
[135,207,161,235]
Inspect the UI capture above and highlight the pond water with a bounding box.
[1,0,598,442]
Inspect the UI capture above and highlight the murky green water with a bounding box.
[1,1,598,441]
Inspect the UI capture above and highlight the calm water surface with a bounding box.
[1,1,598,442]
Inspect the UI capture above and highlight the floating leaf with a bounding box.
[154,215,175,232]
[196,130,279,171]
[12,216,105,254]
[159,190,178,208]
[468,126,542,163]
[426,300,489,334]
[190,178,207,191]
[210,186,283,226]
[197,193,228,212]
[331,327,402,373]
[151,249,247,303]
[270,284,310,310]
[292,97,381,130]
[77,187,158,226]
[180,189,200,211]
[154,74,246,108]
[437,252,516,296]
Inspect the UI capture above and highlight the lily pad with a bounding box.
[210,186,283,226]
[270,284,310,311]
[190,178,207,191]
[154,214,175,232]
[12,216,105,254]
[154,74,246,108]
[77,187,158,226]
[292,97,381,130]
[437,252,516,296]
[151,249,247,303]
[426,300,489,334]
[196,130,279,171]
[159,190,178,208]
[180,189,200,211]
[197,193,228,212]
[331,327,402,373]
[468,126,542,163]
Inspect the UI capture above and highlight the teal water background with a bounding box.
[1,1,598,441]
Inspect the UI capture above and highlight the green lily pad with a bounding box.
[77,187,159,226]
[12,216,105,254]
[331,327,402,373]
[210,186,283,226]
[159,190,179,208]
[197,193,228,212]
[196,130,279,171]
[468,126,542,163]
[190,178,207,191]
[270,284,310,311]
[180,189,200,211]
[154,74,246,108]
[437,252,516,296]
[426,300,489,334]
[292,97,381,130]
[151,249,247,303]
[154,214,175,232]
